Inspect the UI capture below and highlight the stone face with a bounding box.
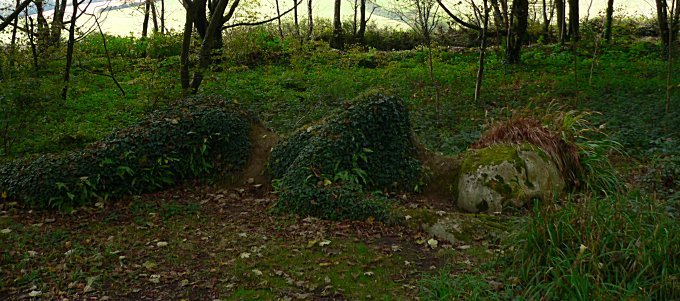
[457,144,565,213]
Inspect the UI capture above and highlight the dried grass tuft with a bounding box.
[473,116,582,188]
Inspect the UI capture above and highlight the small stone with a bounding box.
[488,280,504,291]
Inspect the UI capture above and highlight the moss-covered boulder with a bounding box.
[0,95,252,208]
[457,144,565,213]
[269,90,421,220]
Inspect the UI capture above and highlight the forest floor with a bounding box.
[0,182,509,300]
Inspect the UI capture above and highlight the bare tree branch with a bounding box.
[0,0,32,32]
[222,0,302,30]
[436,0,482,31]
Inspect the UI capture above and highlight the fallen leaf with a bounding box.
[149,274,161,283]
[28,291,42,297]
[27,251,37,257]
[64,249,74,256]
[240,252,251,259]
[143,261,157,270]
[405,215,412,221]
[427,238,438,248]
[391,245,402,252]
[238,232,247,237]
[319,240,331,247]
[457,245,471,250]
[363,271,374,277]
[156,241,168,247]
[251,269,263,276]
[0,228,11,234]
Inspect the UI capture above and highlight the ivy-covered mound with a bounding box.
[269,90,421,221]
[0,95,251,208]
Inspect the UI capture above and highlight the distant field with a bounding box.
[0,0,656,40]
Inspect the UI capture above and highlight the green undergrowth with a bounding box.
[269,90,421,220]
[0,95,251,208]
[511,194,680,299]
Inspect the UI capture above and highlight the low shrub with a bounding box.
[269,90,421,220]
[0,95,251,208]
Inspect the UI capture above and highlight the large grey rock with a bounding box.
[457,144,565,213]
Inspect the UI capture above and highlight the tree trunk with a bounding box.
[161,0,166,34]
[475,0,490,102]
[35,0,49,52]
[657,0,670,53]
[276,0,284,39]
[142,0,151,38]
[49,0,67,45]
[307,0,313,40]
[27,17,39,72]
[358,0,366,43]
[195,0,208,39]
[61,0,78,100]
[604,0,614,42]
[181,3,195,90]
[151,1,159,33]
[9,0,19,70]
[556,0,565,43]
[190,0,230,93]
[541,0,551,43]
[331,0,343,49]
[506,0,528,64]
[352,0,358,37]
[294,0,300,41]
[568,0,579,41]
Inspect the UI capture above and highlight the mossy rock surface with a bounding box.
[395,208,510,244]
[269,90,421,220]
[457,144,565,213]
[0,95,252,208]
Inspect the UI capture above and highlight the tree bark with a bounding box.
[358,0,366,43]
[475,0,489,102]
[61,0,78,100]
[151,1,159,33]
[8,0,20,70]
[506,0,528,64]
[194,0,208,39]
[556,0,565,43]
[276,0,284,39]
[657,0,670,53]
[49,0,67,45]
[161,0,166,33]
[541,0,552,43]
[0,0,32,32]
[331,0,343,49]
[189,0,231,93]
[307,0,313,40]
[568,0,579,41]
[604,0,614,42]
[142,0,151,38]
[294,0,300,41]
[181,1,195,90]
